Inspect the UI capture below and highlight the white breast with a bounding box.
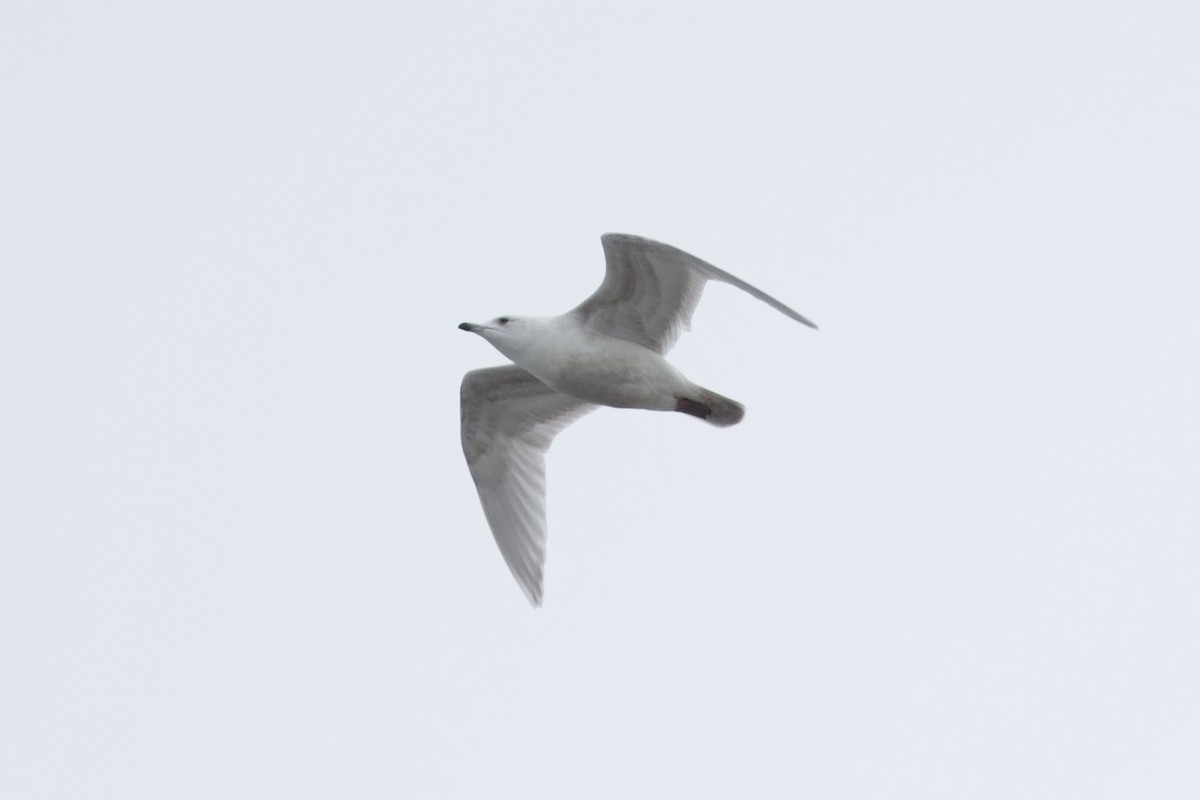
[515,319,693,411]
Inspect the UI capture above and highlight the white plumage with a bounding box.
[459,233,817,605]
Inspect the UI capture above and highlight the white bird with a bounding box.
[459,233,817,606]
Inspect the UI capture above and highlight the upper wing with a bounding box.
[570,233,817,354]
[460,365,596,606]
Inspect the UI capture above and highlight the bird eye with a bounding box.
[498,317,511,325]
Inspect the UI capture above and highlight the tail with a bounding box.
[675,388,745,427]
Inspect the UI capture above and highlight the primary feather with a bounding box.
[571,233,817,354]
[460,366,596,606]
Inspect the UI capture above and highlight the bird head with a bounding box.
[458,316,544,361]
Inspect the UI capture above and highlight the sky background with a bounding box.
[2,1,1198,797]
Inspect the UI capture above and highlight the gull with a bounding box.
[459,233,817,606]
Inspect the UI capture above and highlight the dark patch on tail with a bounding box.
[676,397,712,420]
[675,389,745,427]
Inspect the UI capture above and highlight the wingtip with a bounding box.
[787,310,819,331]
[518,576,544,607]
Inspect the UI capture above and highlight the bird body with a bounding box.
[463,315,694,412]
[458,233,817,605]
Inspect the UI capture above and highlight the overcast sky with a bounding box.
[2,1,1198,798]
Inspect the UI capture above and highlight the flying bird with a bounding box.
[459,233,817,605]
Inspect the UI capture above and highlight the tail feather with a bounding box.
[675,388,745,427]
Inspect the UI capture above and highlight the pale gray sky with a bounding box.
[2,1,1198,798]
